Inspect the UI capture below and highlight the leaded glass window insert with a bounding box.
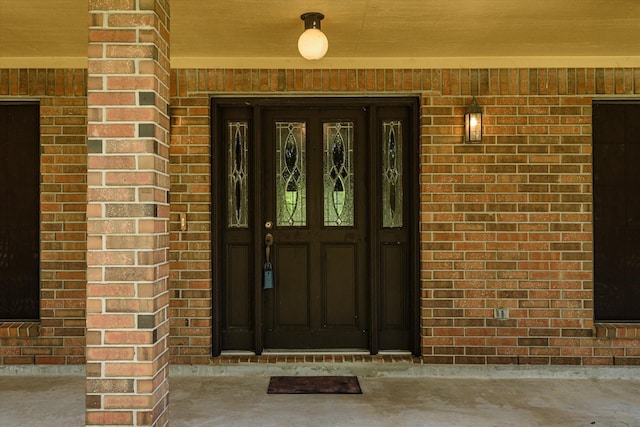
[276,122,307,227]
[382,121,403,228]
[324,122,354,226]
[227,121,249,228]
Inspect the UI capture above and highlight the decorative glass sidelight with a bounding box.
[324,122,354,226]
[276,122,307,226]
[227,121,249,228]
[382,121,403,228]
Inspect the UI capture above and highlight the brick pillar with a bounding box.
[86,1,170,426]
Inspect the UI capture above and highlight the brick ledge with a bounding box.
[594,323,640,339]
[0,321,41,338]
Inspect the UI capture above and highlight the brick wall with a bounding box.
[0,68,638,367]
[0,69,87,364]
[420,93,594,365]
[170,68,640,365]
[417,69,638,365]
[168,70,213,364]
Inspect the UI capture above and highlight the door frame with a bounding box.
[211,96,421,356]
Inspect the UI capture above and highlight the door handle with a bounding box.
[265,232,274,263]
[263,232,274,289]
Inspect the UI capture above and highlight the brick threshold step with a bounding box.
[212,351,421,365]
[225,349,412,356]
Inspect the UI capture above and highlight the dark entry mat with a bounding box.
[267,376,362,394]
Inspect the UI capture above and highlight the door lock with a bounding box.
[265,233,274,248]
[265,221,273,230]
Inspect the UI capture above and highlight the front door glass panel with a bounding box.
[382,120,403,228]
[276,122,307,227]
[324,122,354,226]
[227,121,249,228]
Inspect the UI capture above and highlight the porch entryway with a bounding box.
[3,365,640,427]
[212,97,419,355]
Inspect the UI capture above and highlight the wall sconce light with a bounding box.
[464,97,482,143]
[298,12,328,60]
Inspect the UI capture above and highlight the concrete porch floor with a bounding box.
[1,364,639,427]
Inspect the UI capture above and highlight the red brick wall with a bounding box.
[170,68,639,365]
[168,70,213,364]
[417,69,637,365]
[1,68,638,366]
[420,93,594,365]
[0,69,87,364]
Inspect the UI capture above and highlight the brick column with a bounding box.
[86,1,170,426]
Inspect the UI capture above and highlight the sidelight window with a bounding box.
[227,121,249,228]
[382,121,403,228]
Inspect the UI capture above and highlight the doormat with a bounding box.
[267,376,362,394]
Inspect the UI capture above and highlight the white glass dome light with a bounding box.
[298,12,328,60]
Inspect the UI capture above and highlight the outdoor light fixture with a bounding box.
[464,97,482,143]
[298,12,328,60]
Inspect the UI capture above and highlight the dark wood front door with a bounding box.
[213,98,419,354]
[261,107,368,349]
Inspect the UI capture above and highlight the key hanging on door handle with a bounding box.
[263,232,274,289]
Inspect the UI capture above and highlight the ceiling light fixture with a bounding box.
[298,12,328,60]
